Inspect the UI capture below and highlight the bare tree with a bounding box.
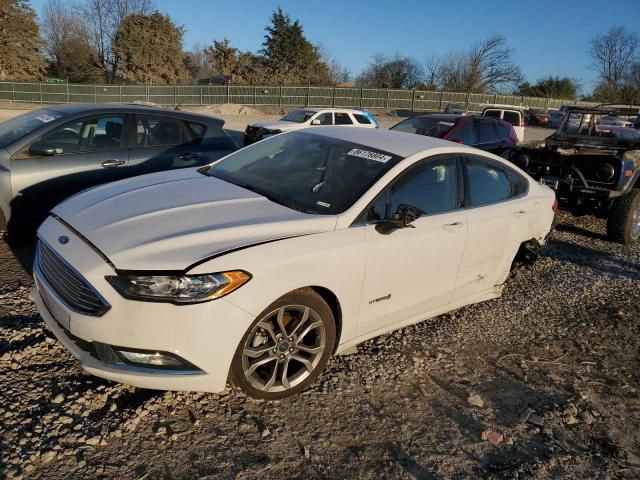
[427,35,523,93]
[317,43,351,84]
[423,55,442,90]
[463,35,523,92]
[590,26,639,87]
[43,0,102,81]
[356,54,425,89]
[74,0,153,82]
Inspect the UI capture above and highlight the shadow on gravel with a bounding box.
[554,223,608,241]
[384,442,440,480]
[1,235,36,290]
[546,239,640,281]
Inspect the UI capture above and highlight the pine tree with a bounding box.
[112,12,190,84]
[261,7,329,85]
[0,0,47,81]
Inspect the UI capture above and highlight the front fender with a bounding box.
[187,228,367,345]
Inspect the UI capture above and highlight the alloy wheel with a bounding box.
[241,305,326,393]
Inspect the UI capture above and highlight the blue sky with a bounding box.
[30,0,640,93]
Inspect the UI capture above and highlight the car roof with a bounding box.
[301,107,368,114]
[482,104,525,113]
[302,126,462,157]
[45,103,223,124]
[412,113,466,122]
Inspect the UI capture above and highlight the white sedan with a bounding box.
[31,128,556,399]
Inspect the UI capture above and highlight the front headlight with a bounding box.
[105,271,251,304]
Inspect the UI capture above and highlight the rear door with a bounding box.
[127,114,212,176]
[451,154,531,303]
[10,113,129,225]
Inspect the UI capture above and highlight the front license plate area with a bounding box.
[37,277,71,330]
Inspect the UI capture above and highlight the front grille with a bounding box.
[36,240,110,316]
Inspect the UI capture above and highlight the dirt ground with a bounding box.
[1,211,639,480]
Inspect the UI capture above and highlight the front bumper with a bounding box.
[31,216,256,393]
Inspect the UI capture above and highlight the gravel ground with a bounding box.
[1,212,639,479]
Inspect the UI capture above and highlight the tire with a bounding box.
[229,288,336,400]
[607,189,640,245]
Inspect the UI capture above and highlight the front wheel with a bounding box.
[607,190,640,245]
[229,288,336,400]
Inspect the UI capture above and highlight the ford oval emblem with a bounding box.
[58,235,69,245]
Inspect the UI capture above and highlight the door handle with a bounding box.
[178,153,198,161]
[101,159,125,168]
[442,221,463,231]
[514,210,527,217]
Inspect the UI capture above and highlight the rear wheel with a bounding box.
[229,288,335,400]
[607,190,640,245]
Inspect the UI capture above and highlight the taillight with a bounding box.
[552,197,559,213]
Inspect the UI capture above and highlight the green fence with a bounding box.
[0,81,597,111]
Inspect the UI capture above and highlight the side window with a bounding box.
[465,158,512,207]
[478,121,498,143]
[448,123,477,145]
[136,115,188,147]
[315,112,333,125]
[389,159,458,215]
[37,115,124,154]
[335,113,353,125]
[353,113,372,125]
[186,122,207,142]
[506,168,529,196]
[483,109,501,119]
[503,111,521,127]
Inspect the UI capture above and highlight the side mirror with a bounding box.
[375,204,422,235]
[310,119,321,126]
[29,142,58,156]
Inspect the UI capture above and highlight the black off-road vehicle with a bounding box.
[512,105,640,245]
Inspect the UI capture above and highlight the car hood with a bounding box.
[52,168,337,271]
[250,120,305,131]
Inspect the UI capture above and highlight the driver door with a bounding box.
[10,113,129,227]
[357,155,468,336]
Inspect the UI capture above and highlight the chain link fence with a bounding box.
[0,81,598,111]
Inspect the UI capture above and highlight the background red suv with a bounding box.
[390,114,518,158]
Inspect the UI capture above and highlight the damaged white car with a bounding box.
[31,128,556,399]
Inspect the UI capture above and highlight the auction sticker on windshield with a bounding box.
[35,114,57,123]
[347,148,392,163]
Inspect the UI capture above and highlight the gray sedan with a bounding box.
[0,104,237,232]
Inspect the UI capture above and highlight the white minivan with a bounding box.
[482,106,525,143]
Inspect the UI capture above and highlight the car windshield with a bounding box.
[0,109,65,148]
[206,131,403,215]
[390,117,455,138]
[281,109,316,123]
[562,112,635,136]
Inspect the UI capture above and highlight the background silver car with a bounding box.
[0,104,237,233]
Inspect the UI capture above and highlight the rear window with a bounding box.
[503,111,521,126]
[353,113,372,125]
[483,109,501,119]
